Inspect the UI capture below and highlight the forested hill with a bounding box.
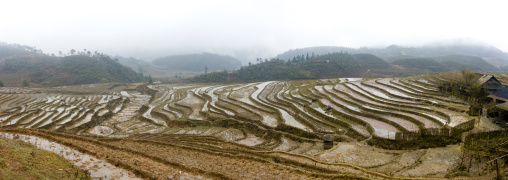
[152,53,242,72]
[190,52,389,83]
[0,44,146,86]
[277,43,508,68]
[0,42,39,58]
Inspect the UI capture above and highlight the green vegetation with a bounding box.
[190,52,389,83]
[0,136,91,180]
[464,130,508,180]
[153,53,242,72]
[55,55,145,85]
[192,48,503,83]
[437,70,488,110]
[22,79,29,87]
[0,53,146,86]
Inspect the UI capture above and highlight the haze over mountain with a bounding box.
[277,42,508,68]
[1,1,507,64]
[153,53,241,72]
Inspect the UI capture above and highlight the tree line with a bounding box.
[0,49,148,86]
[190,52,389,83]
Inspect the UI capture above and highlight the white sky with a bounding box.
[1,0,507,61]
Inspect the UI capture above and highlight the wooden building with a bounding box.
[475,74,503,93]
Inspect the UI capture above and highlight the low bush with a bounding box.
[368,135,460,150]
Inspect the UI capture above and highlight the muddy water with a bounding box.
[0,132,141,180]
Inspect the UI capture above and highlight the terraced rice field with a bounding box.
[0,77,479,179]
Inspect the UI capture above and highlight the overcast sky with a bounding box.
[1,0,507,62]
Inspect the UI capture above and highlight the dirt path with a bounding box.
[477,107,502,131]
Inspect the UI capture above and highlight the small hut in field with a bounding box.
[322,135,335,150]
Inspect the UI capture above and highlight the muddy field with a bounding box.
[0,76,501,179]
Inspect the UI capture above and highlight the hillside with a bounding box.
[391,58,446,72]
[277,42,508,68]
[115,56,152,73]
[0,42,36,59]
[190,52,390,83]
[0,45,146,86]
[152,53,242,72]
[192,50,503,83]
[433,54,499,71]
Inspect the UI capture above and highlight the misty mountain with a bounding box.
[390,55,497,74]
[0,44,146,86]
[152,53,242,72]
[391,58,448,72]
[276,42,508,68]
[0,42,40,58]
[190,52,390,83]
[192,50,504,83]
[115,56,152,73]
[433,54,498,71]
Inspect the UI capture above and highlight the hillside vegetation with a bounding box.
[190,50,501,83]
[0,43,146,86]
[277,43,508,68]
[191,52,389,83]
[153,53,242,72]
[0,136,91,179]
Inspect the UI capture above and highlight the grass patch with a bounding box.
[0,136,91,180]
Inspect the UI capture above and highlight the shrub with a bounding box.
[468,106,481,116]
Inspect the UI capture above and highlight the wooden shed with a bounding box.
[475,74,503,93]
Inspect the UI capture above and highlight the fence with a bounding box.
[390,119,475,141]
[465,129,508,148]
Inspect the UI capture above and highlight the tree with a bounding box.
[204,65,208,73]
[148,75,153,84]
[70,49,76,55]
[248,62,252,66]
[0,81,4,87]
[22,79,29,87]
[461,68,476,85]
[58,51,63,56]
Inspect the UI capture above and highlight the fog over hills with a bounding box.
[2,1,507,66]
[277,41,508,68]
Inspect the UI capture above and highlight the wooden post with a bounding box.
[496,159,502,180]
